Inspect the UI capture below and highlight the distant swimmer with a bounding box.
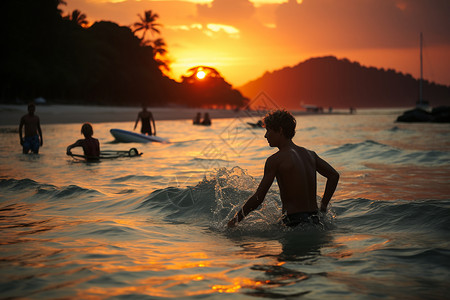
[201,112,211,126]
[193,112,201,125]
[134,105,156,135]
[66,123,100,160]
[19,103,43,154]
[228,110,339,228]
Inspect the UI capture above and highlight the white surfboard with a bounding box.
[110,129,169,143]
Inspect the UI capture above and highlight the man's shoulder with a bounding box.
[294,145,315,155]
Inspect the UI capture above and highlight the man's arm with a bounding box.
[315,154,339,212]
[37,117,43,146]
[19,117,24,145]
[133,113,141,130]
[66,140,83,155]
[150,113,156,135]
[227,157,277,227]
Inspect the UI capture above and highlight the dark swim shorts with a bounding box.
[282,211,320,227]
[23,135,40,153]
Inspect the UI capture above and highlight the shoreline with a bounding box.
[0,104,397,127]
[0,104,243,126]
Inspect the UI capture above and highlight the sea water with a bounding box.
[0,109,449,299]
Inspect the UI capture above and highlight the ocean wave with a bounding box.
[323,140,450,166]
[0,178,102,201]
[135,167,331,232]
[137,178,216,223]
[333,198,450,234]
[0,178,41,191]
[111,175,164,183]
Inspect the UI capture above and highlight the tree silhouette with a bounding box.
[152,38,170,71]
[64,9,88,27]
[152,38,167,56]
[56,0,67,15]
[133,10,161,42]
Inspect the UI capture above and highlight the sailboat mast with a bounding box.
[419,32,423,104]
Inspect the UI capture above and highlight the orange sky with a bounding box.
[64,0,450,87]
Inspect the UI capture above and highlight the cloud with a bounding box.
[273,0,450,50]
[196,0,256,24]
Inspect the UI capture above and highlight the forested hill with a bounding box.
[238,56,450,109]
[1,0,248,108]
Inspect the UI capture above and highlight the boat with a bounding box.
[247,120,263,128]
[395,33,450,123]
[110,129,169,143]
[416,32,430,110]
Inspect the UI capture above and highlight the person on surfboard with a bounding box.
[19,103,43,154]
[66,123,100,160]
[228,109,339,228]
[134,105,156,136]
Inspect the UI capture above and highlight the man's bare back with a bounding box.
[270,145,318,214]
[228,110,339,228]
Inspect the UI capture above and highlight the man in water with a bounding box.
[134,105,156,136]
[228,110,339,228]
[19,103,43,154]
[66,123,100,160]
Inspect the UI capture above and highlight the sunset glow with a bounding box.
[64,0,450,87]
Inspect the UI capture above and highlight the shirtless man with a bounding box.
[134,105,156,136]
[19,103,43,154]
[228,110,339,228]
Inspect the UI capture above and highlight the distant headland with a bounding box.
[238,56,450,109]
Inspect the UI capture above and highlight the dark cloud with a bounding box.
[274,0,450,50]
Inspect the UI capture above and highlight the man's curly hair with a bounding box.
[263,110,296,139]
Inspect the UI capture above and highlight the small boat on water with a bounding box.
[396,33,450,123]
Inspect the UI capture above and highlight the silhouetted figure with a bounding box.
[201,113,211,126]
[66,123,100,160]
[228,110,339,228]
[19,103,43,154]
[193,112,201,125]
[349,107,355,114]
[134,105,156,135]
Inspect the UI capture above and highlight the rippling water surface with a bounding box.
[1,109,449,299]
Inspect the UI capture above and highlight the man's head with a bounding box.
[81,122,94,138]
[27,103,36,115]
[263,110,296,139]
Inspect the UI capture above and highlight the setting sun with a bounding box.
[196,70,206,80]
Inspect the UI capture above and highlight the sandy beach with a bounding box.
[0,104,355,127]
[0,104,246,127]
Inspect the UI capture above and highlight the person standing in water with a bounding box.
[134,105,156,136]
[228,109,339,228]
[66,123,100,160]
[19,103,43,154]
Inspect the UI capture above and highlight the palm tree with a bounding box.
[152,38,167,57]
[133,10,161,42]
[65,9,88,27]
[56,0,67,16]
